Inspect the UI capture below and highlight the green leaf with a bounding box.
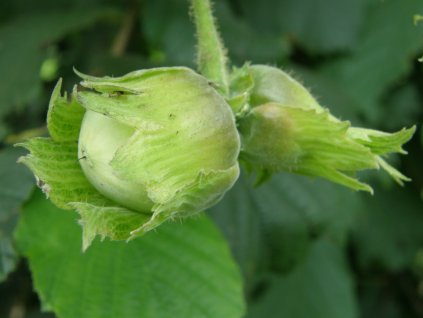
[215,2,291,65]
[5,0,107,13]
[347,126,416,185]
[254,173,361,248]
[207,174,268,294]
[358,281,412,318]
[141,0,291,67]
[209,172,361,281]
[353,185,423,271]
[348,127,415,156]
[227,64,254,115]
[15,190,246,318]
[380,83,422,130]
[46,80,85,142]
[253,176,311,274]
[15,84,148,249]
[0,237,18,283]
[288,65,364,125]
[70,202,149,251]
[17,137,105,210]
[0,8,118,127]
[321,0,423,122]
[17,125,149,252]
[0,147,34,282]
[246,240,359,318]
[141,0,196,67]
[239,0,366,53]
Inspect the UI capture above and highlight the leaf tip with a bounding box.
[79,222,95,253]
[73,66,84,78]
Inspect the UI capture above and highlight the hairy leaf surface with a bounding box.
[15,190,246,318]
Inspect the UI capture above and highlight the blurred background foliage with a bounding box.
[1,0,423,317]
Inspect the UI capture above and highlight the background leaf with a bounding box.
[208,174,268,295]
[238,0,366,53]
[320,0,423,123]
[15,190,246,318]
[141,0,291,67]
[352,186,423,272]
[0,7,119,137]
[141,0,196,67]
[0,147,34,282]
[209,172,361,295]
[1,0,423,317]
[246,239,359,318]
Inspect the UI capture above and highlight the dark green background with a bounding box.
[1,0,423,317]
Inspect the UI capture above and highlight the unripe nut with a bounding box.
[78,111,153,212]
[239,103,300,171]
[76,67,241,216]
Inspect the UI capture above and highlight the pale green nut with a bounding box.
[238,64,415,192]
[76,67,240,214]
[17,67,240,250]
[78,111,153,213]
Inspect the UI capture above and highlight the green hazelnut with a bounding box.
[18,67,241,248]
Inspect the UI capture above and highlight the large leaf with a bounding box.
[292,65,421,155]
[0,7,118,131]
[352,185,423,271]
[4,0,106,13]
[0,147,34,282]
[208,172,361,283]
[239,0,366,53]
[358,274,417,318]
[379,83,422,130]
[246,240,359,318]
[141,0,290,67]
[289,65,363,125]
[215,2,290,65]
[255,173,362,242]
[321,0,423,123]
[208,174,268,294]
[141,0,196,66]
[15,190,246,318]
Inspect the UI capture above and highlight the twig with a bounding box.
[111,4,138,57]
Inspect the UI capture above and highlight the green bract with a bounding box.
[17,67,240,250]
[237,65,415,192]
